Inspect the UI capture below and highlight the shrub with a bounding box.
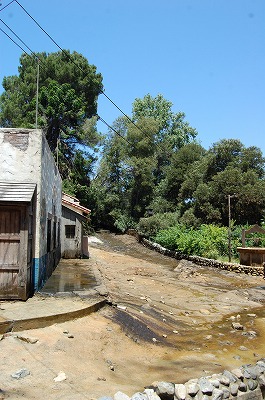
[137,212,179,239]
[154,224,229,259]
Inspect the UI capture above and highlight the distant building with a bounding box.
[61,193,91,259]
[0,128,62,300]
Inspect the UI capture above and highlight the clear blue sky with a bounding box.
[0,0,264,154]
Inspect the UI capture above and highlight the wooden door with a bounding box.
[0,205,30,300]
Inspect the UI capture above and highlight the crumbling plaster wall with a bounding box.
[0,128,62,290]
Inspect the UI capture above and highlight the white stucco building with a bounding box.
[0,128,62,299]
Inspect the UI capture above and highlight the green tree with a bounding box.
[0,51,103,179]
[178,139,265,226]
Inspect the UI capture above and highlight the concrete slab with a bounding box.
[0,258,108,334]
[0,295,106,334]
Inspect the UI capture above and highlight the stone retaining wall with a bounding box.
[140,238,264,277]
[100,360,265,400]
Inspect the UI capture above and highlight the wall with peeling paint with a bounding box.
[0,128,62,291]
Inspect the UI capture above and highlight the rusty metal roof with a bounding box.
[0,182,36,202]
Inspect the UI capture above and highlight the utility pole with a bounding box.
[228,194,236,262]
[35,58,40,129]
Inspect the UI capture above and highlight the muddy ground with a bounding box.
[1,232,265,400]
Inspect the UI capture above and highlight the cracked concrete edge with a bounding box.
[0,299,107,334]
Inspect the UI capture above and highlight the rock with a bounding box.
[209,379,220,388]
[131,393,148,400]
[247,314,257,318]
[238,382,247,392]
[212,388,223,400]
[242,331,257,338]
[205,335,212,340]
[11,368,30,379]
[243,365,259,379]
[198,378,214,394]
[231,322,244,330]
[230,383,239,396]
[222,388,230,399]
[231,368,243,379]
[155,382,175,400]
[175,384,186,400]
[186,382,199,396]
[54,371,67,382]
[239,346,248,351]
[257,360,265,371]
[248,379,258,391]
[223,370,237,383]
[219,375,230,386]
[258,375,265,387]
[114,391,131,400]
[143,389,161,400]
[67,334,74,339]
[16,335,38,344]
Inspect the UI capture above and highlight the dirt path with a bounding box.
[1,233,265,400]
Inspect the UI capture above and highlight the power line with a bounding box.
[0,0,15,12]
[0,26,28,55]
[97,115,133,146]
[1,0,159,150]
[0,18,39,60]
[13,0,157,146]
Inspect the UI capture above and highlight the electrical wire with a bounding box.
[0,26,29,55]
[0,0,16,12]
[13,0,157,146]
[97,115,133,146]
[0,18,39,60]
[1,0,159,150]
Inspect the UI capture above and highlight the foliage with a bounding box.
[93,94,198,230]
[178,139,265,226]
[0,51,103,185]
[155,224,229,259]
[137,212,179,239]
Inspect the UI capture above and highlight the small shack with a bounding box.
[0,128,62,300]
[61,193,91,259]
[237,224,265,266]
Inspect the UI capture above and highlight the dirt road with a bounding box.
[0,233,265,400]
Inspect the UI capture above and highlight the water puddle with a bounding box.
[40,260,97,294]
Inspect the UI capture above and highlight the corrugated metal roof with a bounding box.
[0,182,36,202]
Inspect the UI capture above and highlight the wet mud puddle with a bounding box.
[39,259,97,294]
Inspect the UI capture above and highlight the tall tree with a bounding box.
[0,50,103,180]
[179,139,265,226]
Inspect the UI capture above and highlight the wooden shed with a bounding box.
[0,182,36,300]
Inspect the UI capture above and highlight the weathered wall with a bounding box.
[0,128,62,290]
[0,128,42,183]
[35,134,62,288]
[141,238,264,277]
[61,206,83,258]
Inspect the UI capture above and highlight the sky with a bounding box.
[0,0,264,154]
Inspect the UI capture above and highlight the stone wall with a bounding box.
[100,360,265,400]
[140,238,264,277]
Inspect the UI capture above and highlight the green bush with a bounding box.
[137,212,179,239]
[154,224,229,259]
